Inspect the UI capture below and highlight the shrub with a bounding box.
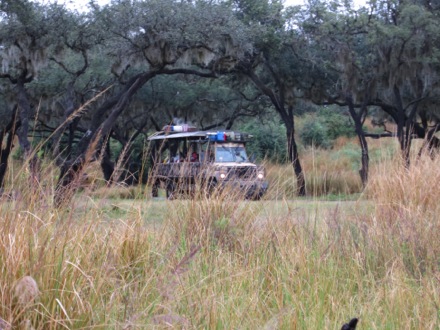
[299,116,331,149]
[318,107,355,141]
[238,118,287,163]
[299,108,355,149]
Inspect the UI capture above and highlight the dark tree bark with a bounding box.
[286,118,306,196]
[372,89,426,168]
[16,82,32,156]
[393,86,418,167]
[418,125,440,159]
[101,136,115,183]
[54,161,83,207]
[393,85,426,167]
[0,107,20,189]
[15,79,39,183]
[346,96,369,187]
[51,83,78,159]
[55,72,160,204]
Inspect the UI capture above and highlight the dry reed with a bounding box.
[0,143,438,328]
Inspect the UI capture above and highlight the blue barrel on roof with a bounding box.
[217,132,226,141]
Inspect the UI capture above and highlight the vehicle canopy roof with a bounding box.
[147,131,208,141]
[147,129,251,142]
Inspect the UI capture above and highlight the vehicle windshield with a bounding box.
[215,146,248,162]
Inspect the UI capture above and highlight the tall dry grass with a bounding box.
[266,137,401,199]
[0,146,439,328]
[365,154,440,278]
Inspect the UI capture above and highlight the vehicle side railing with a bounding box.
[153,162,202,178]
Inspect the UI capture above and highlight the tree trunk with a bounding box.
[402,103,419,166]
[0,108,20,189]
[402,119,413,166]
[15,83,32,156]
[418,125,440,159]
[101,138,115,183]
[16,81,39,183]
[286,122,306,196]
[54,74,148,203]
[54,72,157,204]
[347,96,369,187]
[54,161,84,207]
[52,84,78,159]
[393,86,411,167]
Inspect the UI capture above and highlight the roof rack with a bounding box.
[148,129,253,142]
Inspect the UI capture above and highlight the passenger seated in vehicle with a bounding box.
[190,151,199,162]
[172,152,184,163]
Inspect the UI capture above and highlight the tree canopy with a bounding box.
[1,0,440,199]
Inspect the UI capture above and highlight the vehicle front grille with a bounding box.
[228,167,257,179]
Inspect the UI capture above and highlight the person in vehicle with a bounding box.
[190,151,199,162]
[172,151,185,163]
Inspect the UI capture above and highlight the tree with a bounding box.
[367,0,440,165]
[298,0,373,186]
[52,0,254,204]
[0,0,70,180]
[0,105,19,189]
[233,0,309,195]
[298,0,440,185]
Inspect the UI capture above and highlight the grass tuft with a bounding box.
[0,144,439,328]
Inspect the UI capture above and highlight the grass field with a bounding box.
[0,142,439,329]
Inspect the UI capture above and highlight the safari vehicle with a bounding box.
[148,126,268,199]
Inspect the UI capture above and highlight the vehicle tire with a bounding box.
[152,181,159,197]
[206,179,217,198]
[246,188,262,201]
[250,193,262,201]
[166,182,176,200]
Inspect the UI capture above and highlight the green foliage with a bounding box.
[318,107,355,141]
[299,115,330,149]
[3,0,440,198]
[109,138,122,160]
[0,1,74,79]
[139,75,259,129]
[299,108,355,149]
[238,117,286,162]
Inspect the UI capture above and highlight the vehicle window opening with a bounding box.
[215,146,248,163]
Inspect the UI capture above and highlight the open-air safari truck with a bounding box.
[147,125,268,199]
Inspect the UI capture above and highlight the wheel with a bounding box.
[250,192,262,201]
[166,182,176,200]
[205,179,217,197]
[151,181,159,197]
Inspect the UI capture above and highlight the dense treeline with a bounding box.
[1,0,440,202]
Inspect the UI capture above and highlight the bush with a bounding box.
[318,107,355,141]
[299,108,355,149]
[238,118,287,163]
[299,117,331,149]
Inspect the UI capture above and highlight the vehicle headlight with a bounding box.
[257,172,264,180]
[219,166,228,179]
